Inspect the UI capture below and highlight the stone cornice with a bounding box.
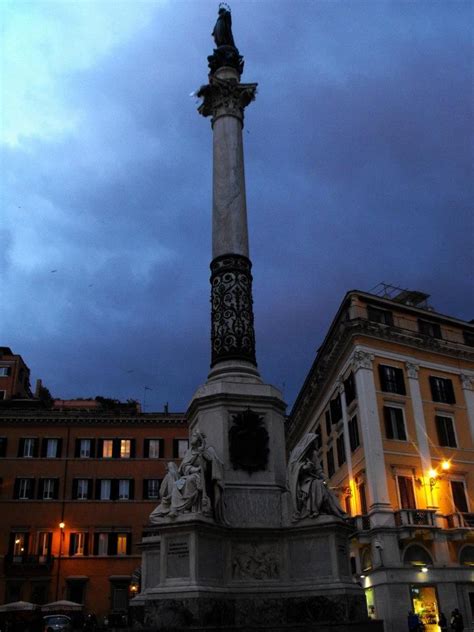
[0,416,187,427]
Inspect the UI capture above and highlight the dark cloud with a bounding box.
[3,1,473,412]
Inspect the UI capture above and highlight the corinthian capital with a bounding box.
[460,373,473,390]
[352,351,374,371]
[197,76,257,124]
[405,362,420,379]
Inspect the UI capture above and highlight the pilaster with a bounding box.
[459,373,474,444]
[337,381,354,512]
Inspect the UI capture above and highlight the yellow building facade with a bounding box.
[287,288,474,632]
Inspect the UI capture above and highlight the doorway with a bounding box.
[410,585,440,632]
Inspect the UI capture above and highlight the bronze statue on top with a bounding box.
[208,4,244,75]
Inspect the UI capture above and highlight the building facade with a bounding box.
[0,385,188,619]
[287,288,474,632]
[0,347,32,401]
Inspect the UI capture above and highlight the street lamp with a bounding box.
[55,522,66,600]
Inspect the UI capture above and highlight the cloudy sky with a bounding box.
[2,0,473,412]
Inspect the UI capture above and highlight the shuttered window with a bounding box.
[397,476,416,509]
[429,376,456,404]
[435,415,457,447]
[383,406,407,441]
[379,365,406,395]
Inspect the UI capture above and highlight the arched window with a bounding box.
[459,545,474,566]
[403,545,433,566]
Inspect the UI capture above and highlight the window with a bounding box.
[73,479,91,500]
[348,415,360,452]
[37,532,52,561]
[118,479,130,500]
[325,410,331,437]
[12,533,27,559]
[117,534,128,555]
[418,319,442,339]
[367,305,394,326]
[78,439,93,458]
[15,478,34,499]
[40,478,58,500]
[0,437,7,457]
[450,481,468,513]
[42,438,60,458]
[20,437,37,458]
[358,482,368,515]
[99,479,112,500]
[0,367,11,377]
[314,425,322,450]
[397,476,416,509]
[344,372,356,405]
[69,532,88,556]
[0,390,5,400]
[173,439,189,459]
[435,415,457,447]
[67,579,86,604]
[336,434,346,467]
[330,394,342,424]
[102,440,113,458]
[145,438,164,459]
[327,446,335,478]
[383,406,407,440]
[463,331,474,347]
[429,376,456,404]
[378,365,406,395]
[144,479,161,500]
[96,533,109,556]
[120,439,131,458]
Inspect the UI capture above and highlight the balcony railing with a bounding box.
[394,509,436,527]
[445,513,474,529]
[4,554,54,574]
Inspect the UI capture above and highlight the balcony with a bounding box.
[445,513,474,529]
[394,509,437,528]
[4,554,54,575]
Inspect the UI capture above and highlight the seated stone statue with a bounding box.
[288,433,346,522]
[149,430,225,523]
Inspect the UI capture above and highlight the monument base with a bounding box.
[133,518,383,631]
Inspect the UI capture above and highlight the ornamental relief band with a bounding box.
[210,255,257,366]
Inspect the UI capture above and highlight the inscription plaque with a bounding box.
[144,549,160,588]
[167,537,190,578]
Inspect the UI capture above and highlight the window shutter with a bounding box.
[37,479,44,499]
[97,439,104,458]
[89,438,96,458]
[53,479,59,499]
[143,479,149,500]
[130,439,136,459]
[47,532,53,555]
[325,411,331,437]
[446,419,457,447]
[83,533,89,556]
[112,440,120,459]
[395,410,406,441]
[383,407,394,439]
[13,478,20,499]
[429,376,438,400]
[378,366,388,391]
[451,481,468,513]
[29,479,36,499]
[129,479,135,500]
[72,479,78,500]
[56,439,62,458]
[143,439,150,458]
[87,479,93,500]
[41,439,48,458]
[446,380,455,404]
[95,480,101,500]
[24,533,30,555]
[435,416,448,446]
[126,534,132,555]
[108,533,117,556]
[159,438,165,458]
[74,439,81,458]
[32,439,39,458]
[395,369,406,395]
[0,437,6,457]
[18,439,25,457]
[173,439,179,458]
[111,480,119,501]
[69,534,76,556]
[93,533,99,556]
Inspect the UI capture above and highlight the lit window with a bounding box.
[43,479,55,500]
[46,439,58,458]
[100,479,111,500]
[383,406,407,440]
[37,532,51,561]
[102,440,113,458]
[120,440,131,458]
[97,533,108,555]
[77,479,89,500]
[117,534,128,555]
[80,439,91,458]
[23,438,36,457]
[148,439,161,459]
[70,532,85,556]
[118,480,130,500]
[12,533,26,558]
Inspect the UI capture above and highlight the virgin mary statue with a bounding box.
[288,433,346,522]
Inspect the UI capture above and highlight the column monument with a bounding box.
[134,7,382,631]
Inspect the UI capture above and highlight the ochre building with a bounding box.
[287,287,474,632]
[0,372,188,620]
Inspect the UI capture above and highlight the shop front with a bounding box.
[410,585,440,632]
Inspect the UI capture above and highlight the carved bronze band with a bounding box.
[210,254,257,367]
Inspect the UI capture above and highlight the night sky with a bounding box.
[2,1,473,413]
